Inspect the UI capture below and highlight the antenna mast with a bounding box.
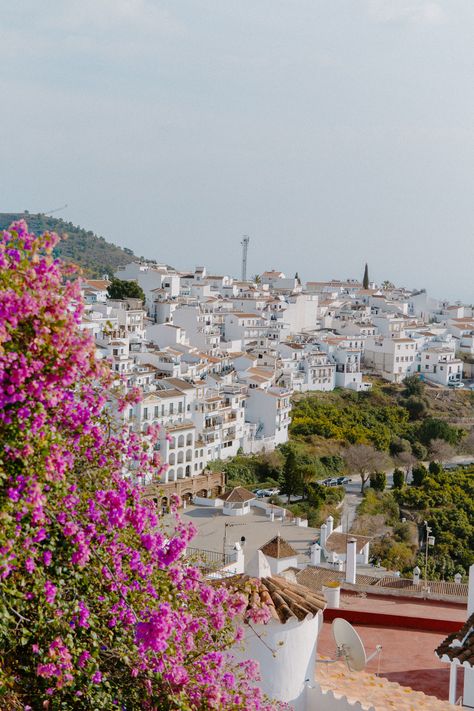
[241,235,250,281]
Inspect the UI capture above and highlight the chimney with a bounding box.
[413,566,421,585]
[468,564,474,617]
[320,523,328,548]
[326,515,334,537]
[345,538,357,584]
[310,542,321,566]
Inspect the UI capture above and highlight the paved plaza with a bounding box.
[171,503,321,565]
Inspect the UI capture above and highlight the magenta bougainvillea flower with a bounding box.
[0,222,281,710]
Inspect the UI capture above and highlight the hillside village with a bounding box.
[76,261,474,709]
[80,261,473,504]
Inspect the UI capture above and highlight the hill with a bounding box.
[0,212,134,278]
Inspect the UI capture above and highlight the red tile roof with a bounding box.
[436,612,474,667]
[260,535,298,559]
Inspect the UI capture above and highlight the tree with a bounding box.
[394,450,417,483]
[404,396,428,421]
[417,417,461,446]
[343,444,390,493]
[412,464,428,487]
[363,263,369,289]
[0,222,277,711]
[279,444,302,502]
[402,374,425,398]
[429,460,442,475]
[370,471,387,492]
[392,469,405,489]
[107,277,145,302]
[429,438,455,464]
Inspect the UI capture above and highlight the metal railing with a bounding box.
[186,547,232,567]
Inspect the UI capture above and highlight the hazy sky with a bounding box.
[1,1,473,301]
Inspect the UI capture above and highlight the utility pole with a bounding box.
[423,520,435,591]
[223,521,246,562]
[241,235,250,282]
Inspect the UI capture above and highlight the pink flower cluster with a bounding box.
[0,221,281,710]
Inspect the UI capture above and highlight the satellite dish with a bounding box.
[332,618,367,671]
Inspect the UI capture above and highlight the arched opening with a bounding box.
[197,489,207,498]
[177,467,184,479]
[169,453,176,466]
[186,434,193,446]
[185,465,191,476]
[186,449,192,462]
[177,451,184,464]
[182,492,193,504]
[211,485,222,497]
[178,434,185,448]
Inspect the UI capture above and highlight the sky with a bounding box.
[1,0,473,301]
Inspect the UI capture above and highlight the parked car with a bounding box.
[336,476,352,485]
[448,381,464,388]
[322,478,339,487]
[253,489,266,498]
[265,488,280,496]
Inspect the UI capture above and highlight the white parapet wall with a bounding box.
[305,685,374,711]
[234,614,322,711]
[192,496,223,507]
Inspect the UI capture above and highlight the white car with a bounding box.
[448,381,464,388]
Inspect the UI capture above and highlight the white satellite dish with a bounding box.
[332,618,382,672]
[332,618,367,671]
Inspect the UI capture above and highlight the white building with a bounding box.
[364,336,417,383]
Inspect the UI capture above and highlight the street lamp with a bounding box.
[423,520,435,591]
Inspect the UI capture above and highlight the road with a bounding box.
[264,457,473,533]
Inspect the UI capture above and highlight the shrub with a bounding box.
[429,460,442,475]
[392,469,405,489]
[370,471,387,492]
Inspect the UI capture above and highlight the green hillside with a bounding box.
[0,212,134,278]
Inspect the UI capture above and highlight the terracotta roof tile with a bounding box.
[375,577,469,597]
[317,661,454,710]
[436,612,474,667]
[260,535,298,559]
[220,486,255,503]
[295,565,378,591]
[325,532,371,555]
[221,574,326,623]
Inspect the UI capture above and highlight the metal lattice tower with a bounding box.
[241,235,250,281]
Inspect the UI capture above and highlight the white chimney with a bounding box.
[454,573,462,585]
[413,566,421,585]
[310,543,321,566]
[322,583,341,608]
[326,515,334,537]
[345,538,357,584]
[320,523,328,548]
[468,564,474,617]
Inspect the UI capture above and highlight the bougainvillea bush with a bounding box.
[0,221,277,710]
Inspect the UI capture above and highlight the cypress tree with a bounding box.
[363,263,369,289]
